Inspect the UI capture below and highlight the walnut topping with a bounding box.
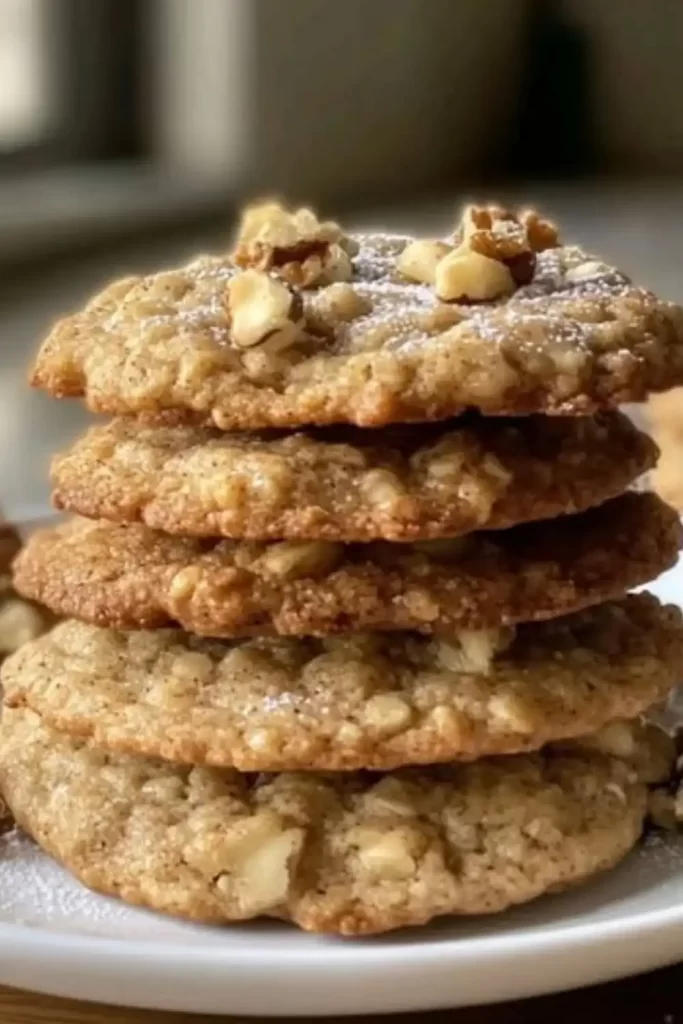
[397,239,452,284]
[460,204,559,256]
[461,204,530,261]
[520,209,560,252]
[446,204,559,294]
[231,200,355,288]
[226,270,304,351]
[435,249,515,303]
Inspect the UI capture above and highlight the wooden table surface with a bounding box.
[2,964,683,1022]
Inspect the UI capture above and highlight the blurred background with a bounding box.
[2,0,682,520]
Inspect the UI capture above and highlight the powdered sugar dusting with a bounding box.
[0,826,236,942]
[102,255,238,347]
[99,231,640,361]
[0,826,133,935]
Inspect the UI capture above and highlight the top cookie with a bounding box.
[31,202,683,429]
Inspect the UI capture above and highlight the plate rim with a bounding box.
[2,887,683,965]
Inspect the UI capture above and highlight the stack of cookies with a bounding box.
[3,201,683,936]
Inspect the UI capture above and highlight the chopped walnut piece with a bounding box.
[520,209,560,252]
[254,540,343,580]
[362,693,413,736]
[231,199,355,288]
[397,239,452,285]
[451,204,559,290]
[307,282,371,328]
[459,203,559,255]
[211,815,304,915]
[461,204,530,261]
[435,627,514,675]
[359,468,411,514]
[435,249,515,303]
[353,826,421,881]
[226,270,304,351]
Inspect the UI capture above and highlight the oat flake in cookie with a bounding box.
[50,411,655,542]
[30,202,683,429]
[4,595,682,772]
[13,494,681,638]
[0,707,654,935]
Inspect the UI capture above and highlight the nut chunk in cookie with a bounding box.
[400,204,559,301]
[230,200,358,288]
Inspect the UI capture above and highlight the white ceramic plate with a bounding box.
[1,560,683,1017]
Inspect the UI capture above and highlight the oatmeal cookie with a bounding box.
[13,494,680,637]
[30,203,683,429]
[50,412,655,542]
[0,706,650,935]
[4,596,681,772]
